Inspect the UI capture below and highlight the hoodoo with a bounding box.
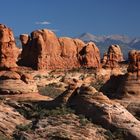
[102,45,124,68]
[0,24,18,70]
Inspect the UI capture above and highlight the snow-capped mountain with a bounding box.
[78,33,140,59]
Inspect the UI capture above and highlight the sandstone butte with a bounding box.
[19,29,101,70]
[102,44,124,69]
[0,24,18,70]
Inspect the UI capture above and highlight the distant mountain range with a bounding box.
[15,37,22,48]
[78,33,140,59]
[15,33,140,60]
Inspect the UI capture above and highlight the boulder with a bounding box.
[0,24,18,69]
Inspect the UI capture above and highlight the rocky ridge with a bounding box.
[0,101,29,137]
[19,29,100,70]
[55,84,140,140]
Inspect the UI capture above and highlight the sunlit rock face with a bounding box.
[0,70,38,94]
[0,24,18,70]
[54,84,140,140]
[19,29,101,70]
[101,50,140,98]
[102,45,124,69]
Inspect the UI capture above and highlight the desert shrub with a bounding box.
[16,123,32,131]
[91,79,104,91]
[47,131,70,140]
[112,129,127,140]
[50,106,75,115]
[13,124,32,140]
[35,106,75,119]
[105,128,127,140]
[68,67,81,73]
[0,96,6,103]
[78,114,91,126]
[104,130,115,140]
[14,105,76,139]
[38,83,63,98]
[67,67,97,74]
[17,103,75,120]
[79,74,85,80]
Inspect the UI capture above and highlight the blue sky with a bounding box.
[0,0,140,37]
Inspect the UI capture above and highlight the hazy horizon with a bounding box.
[0,0,140,37]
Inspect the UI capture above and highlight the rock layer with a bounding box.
[0,102,29,137]
[0,71,38,94]
[56,84,140,139]
[19,29,101,70]
[101,50,140,98]
[17,114,107,140]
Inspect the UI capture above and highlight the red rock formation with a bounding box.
[19,29,101,70]
[0,103,29,137]
[127,50,140,77]
[59,37,85,68]
[0,70,38,94]
[54,84,140,139]
[20,34,30,46]
[79,42,100,68]
[117,50,140,96]
[102,45,124,69]
[103,50,140,98]
[0,24,17,70]
[19,30,64,69]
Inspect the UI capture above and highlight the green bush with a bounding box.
[78,114,91,126]
[105,128,126,140]
[36,106,75,119]
[48,131,70,140]
[17,104,75,120]
[91,79,104,91]
[16,123,32,131]
[38,83,63,98]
